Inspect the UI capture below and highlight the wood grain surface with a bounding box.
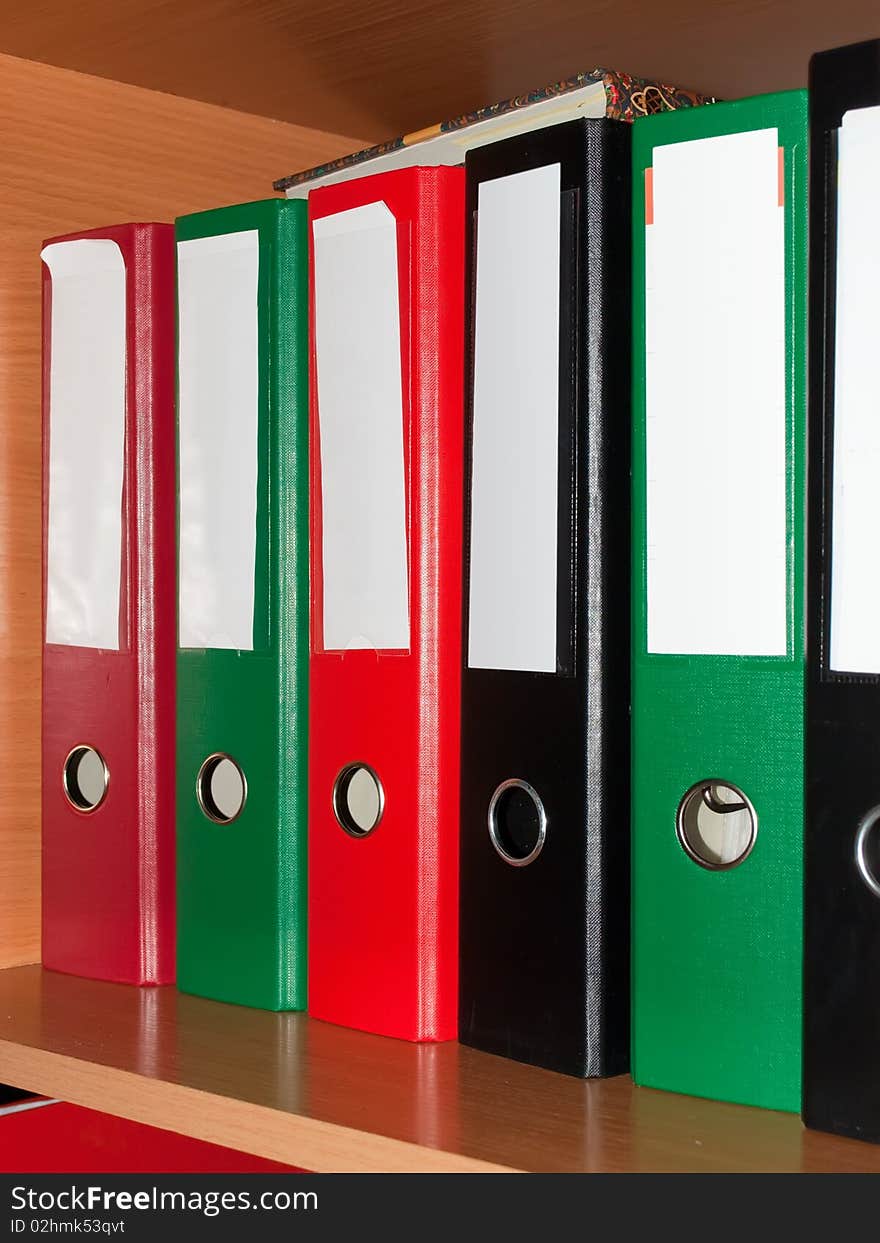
[0,53,359,968]
[0,0,876,142]
[0,966,878,1172]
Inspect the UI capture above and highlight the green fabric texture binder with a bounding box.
[175,199,308,1010]
[631,92,807,1111]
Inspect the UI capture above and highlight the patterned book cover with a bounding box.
[274,67,714,193]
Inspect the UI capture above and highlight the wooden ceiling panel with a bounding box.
[0,0,879,145]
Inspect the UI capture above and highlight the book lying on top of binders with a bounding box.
[274,67,714,196]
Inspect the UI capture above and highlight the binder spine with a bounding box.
[458,119,631,1077]
[307,167,463,1041]
[175,199,308,1011]
[273,201,310,1009]
[804,40,880,1141]
[580,122,632,1073]
[130,224,177,985]
[41,222,176,985]
[411,171,465,1029]
[630,93,808,1112]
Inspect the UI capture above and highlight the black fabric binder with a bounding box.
[805,38,880,1141]
[458,119,631,1078]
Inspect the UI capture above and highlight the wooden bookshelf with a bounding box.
[2,6,879,1175]
[0,965,875,1173]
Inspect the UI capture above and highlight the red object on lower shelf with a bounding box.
[0,1101,302,1173]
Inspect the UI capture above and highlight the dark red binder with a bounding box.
[41,223,176,985]
[307,168,464,1040]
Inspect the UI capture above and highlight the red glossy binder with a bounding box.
[41,223,176,985]
[0,1102,300,1173]
[308,168,464,1040]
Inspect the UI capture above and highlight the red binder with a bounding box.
[308,168,464,1041]
[0,1101,300,1173]
[41,224,176,985]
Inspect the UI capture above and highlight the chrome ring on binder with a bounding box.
[676,778,758,871]
[332,762,385,838]
[62,744,110,814]
[487,778,548,867]
[196,752,248,824]
[854,807,880,899]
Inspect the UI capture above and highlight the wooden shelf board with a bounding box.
[0,966,879,1172]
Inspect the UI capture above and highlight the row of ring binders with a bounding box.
[38,38,880,1144]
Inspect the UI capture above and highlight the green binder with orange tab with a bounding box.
[631,92,808,1111]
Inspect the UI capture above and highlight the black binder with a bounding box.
[458,119,631,1078]
[805,38,880,1141]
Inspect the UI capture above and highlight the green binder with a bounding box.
[631,92,807,1110]
[175,199,308,1010]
